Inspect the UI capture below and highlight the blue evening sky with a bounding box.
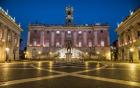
[0,0,140,47]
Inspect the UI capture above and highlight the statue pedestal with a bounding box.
[65,52,72,62]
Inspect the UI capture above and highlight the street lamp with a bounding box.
[49,52,52,59]
[96,51,100,55]
[5,48,9,52]
[25,51,29,59]
[49,52,52,55]
[130,47,134,52]
[38,51,42,60]
[49,61,53,71]
[85,62,89,70]
[85,52,89,60]
[96,51,100,60]
[38,51,41,54]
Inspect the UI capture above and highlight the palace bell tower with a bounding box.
[65,5,73,25]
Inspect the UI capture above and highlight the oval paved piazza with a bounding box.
[0,61,140,88]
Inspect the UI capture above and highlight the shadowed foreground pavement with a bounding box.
[0,61,140,88]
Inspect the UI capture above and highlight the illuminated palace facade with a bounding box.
[116,8,140,62]
[0,7,22,62]
[27,6,110,60]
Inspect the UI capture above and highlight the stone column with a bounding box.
[40,31,44,46]
[51,31,55,47]
[94,31,98,46]
[37,31,41,45]
[0,25,7,62]
[61,31,65,47]
[43,31,46,46]
[27,31,30,46]
[17,35,20,47]
[131,29,136,42]
[107,30,110,46]
[73,31,77,47]
[105,30,110,46]
[15,34,20,60]
[83,31,87,47]
[98,30,101,46]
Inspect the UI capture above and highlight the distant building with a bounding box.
[116,8,140,62]
[27,6,110,60]
[0,7,22,62]
[110,40,118,61]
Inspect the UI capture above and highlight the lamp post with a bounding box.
[49,52,52,60]
[38,51,42,60]
[96,51,100,60]
[89,47,92,59]
[5,47,10,62]
[25,51,29,60]
[85,52,88,55]
[85,52,88,60]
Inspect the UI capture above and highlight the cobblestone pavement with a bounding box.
[0,61,140,88]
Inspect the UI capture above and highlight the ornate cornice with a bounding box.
[116,8,140,34]
[0,9,23,32]
[29,25,109,31]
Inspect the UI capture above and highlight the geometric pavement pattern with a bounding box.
[0,61,140,87]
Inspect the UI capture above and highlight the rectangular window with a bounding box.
[56,42,60,47]
[78,42,82,47]
[46,42,49,47]
[33,40,37,46]
[101,40,104,47]
[88,42,92,47]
